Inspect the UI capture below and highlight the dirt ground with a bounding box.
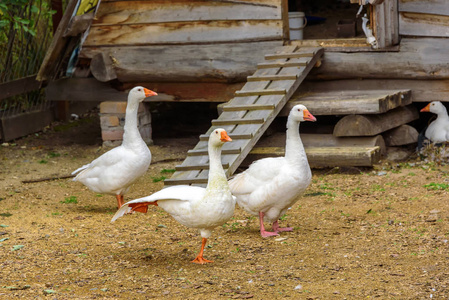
[1,112,449,299]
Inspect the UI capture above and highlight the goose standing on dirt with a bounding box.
[420,101,449,143]
[72,86,157,209]
[228,104,316,237]
[111,129,235,264]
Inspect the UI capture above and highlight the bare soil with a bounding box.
[1,113,449,299]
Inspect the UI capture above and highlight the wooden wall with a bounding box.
[399,0,449,37]
[79,0,285,83]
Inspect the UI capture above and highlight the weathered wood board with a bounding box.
[295,79,449,103]
[333,105,419,137]
[1,109,54,142]
[81,41,283,83]
[95,0,282,25]
[308,38,449,80]
[85,20,283,46]
[399,0,449,17]
[245,146,382,168]
[283,90,411,116]
[399,12,449,37]
[382,124,419,146]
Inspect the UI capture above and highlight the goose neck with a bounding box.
[206,143,228,190]
[122,99,143,147]
[285,118,307,166]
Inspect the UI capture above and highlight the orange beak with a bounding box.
[420,103,430,112]
[144,88,158,98]
[303,109,317,122]
[220,131,232,142]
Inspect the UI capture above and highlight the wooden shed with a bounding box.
[37,0,449,184]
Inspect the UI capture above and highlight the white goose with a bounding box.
[229,104,316,237]
[111,128,235,264]
[72,86,157,209]
[420,101,449,143]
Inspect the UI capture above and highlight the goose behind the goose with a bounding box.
[72,86,157,209]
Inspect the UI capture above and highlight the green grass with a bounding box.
[424,183,449,191]
[61,196,78,204]
[151,176,166,183]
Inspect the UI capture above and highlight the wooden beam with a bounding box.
[187,149,241,156]
[0,109,53,141]
[399,12,449,37]
[399,0,449,16]
[382,124,418,146]
[264,48,319,59]
[199,133,253,141]
[164,177,208,185]
[245,146,381,167]
[36,0,78,81]
[0,76,41,100]
[283,89,411,116]
[333,105,419,137]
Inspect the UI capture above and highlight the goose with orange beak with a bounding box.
[229,104,316,237]
[112,129,235,264]
[420,101,449,143]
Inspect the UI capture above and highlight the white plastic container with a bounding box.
[288,11,306,40]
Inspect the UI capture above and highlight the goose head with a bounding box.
[420,101,447,115]
[289,104,317,123]
[209,128,232,147]
[128,86,158,102]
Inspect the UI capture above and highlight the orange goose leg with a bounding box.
[192,238,213,264]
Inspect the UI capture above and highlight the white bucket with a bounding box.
[288,11,306,40]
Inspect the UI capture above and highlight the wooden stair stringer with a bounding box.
[165,46,324,186]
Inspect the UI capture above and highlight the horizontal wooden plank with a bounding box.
[399,12,449,37]
[399,0,449,16]
[94,0,282,25]
[1,109,54,142]
[187,149,241,156]
[294,79,449,103]
[199,133,253,141]
[0,75,41,100]
[222,104,275,111]
[211,118,265,125]
[84,20,283,46]
[247,74,297,81]
[308,38,449,80]
[235,89,286,97]
[284,89,411,116]
[164,177,208,185]
[245,146,381,167]
[80,41,284,82]
[175,163,229,171]
[257,60,308,69]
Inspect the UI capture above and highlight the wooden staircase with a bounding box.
[164,45,324,186]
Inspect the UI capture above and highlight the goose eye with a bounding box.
[215,130,218,134]
[297,108,301,111]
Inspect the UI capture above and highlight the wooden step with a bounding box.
[235,89,286,97]
[221,104,275,112]
[282,89,412,116]
[264,48,320,60]
[199,133,253,141]
[257,60,308,69]
[175,163,230,171]
[245,146,381,168]
[247,74,298,82]
[164,177,208,186]
[211,118,265,126]
[187,148,241,156]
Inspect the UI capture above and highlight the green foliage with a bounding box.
[424,183,449,191]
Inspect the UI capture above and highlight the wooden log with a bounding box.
[80,41,284,83]
[307,38,449,80]
[90,52,117,82]
[283,89,411,116]
[244,146,381,167]
[382,124,419,146]
[333,105,419,137]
